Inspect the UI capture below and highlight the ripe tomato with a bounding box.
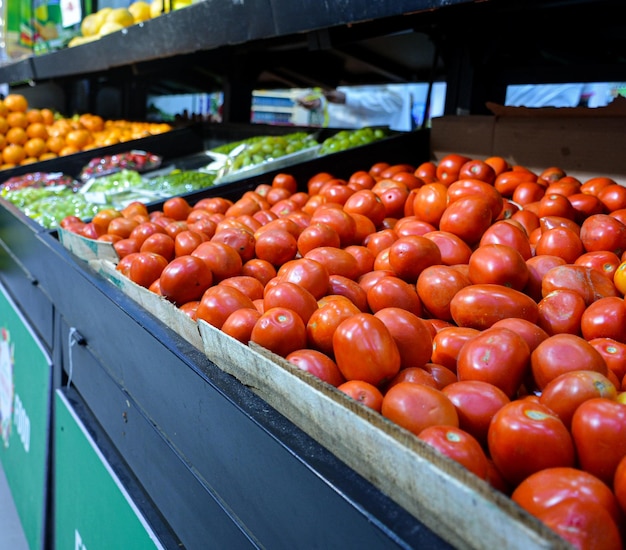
[310,205,357,247]
[218,275,264,302]
[113,238,141,260]
[159,255,213,306]
[571,397,626,486]
[580,176,616,197]
[393,216,436,238]
[343,189,387,227]
[456,327,530,399]
[537,289,586,336]
[479,220,532,260]
[435,153,471,185]
[296,222,341,256]
[263,281,318,325]
[490,318,549,353]
[140,232,175,261]
[467,243,529,291]
[387,234,442,283]
[241,258,276,287]
[588,337,626,382]
[254,228,298,267]
[422,230,472,265]
[541,264,619,305]
[416,264,471,321]
[413,182,449,226]
[447,178,503,221]
[574,250,621,280]
[534,226,584,264]
[581,296,626,343]
[539,370,618,430]
[371,179,411,219]
[580,213,626,256]
[385,366,439,391]
[598,183,626,212]
[431,326,480,373]
[535,497,623,550]
[196,284,256,330]
[332,313,401,386]
[162,196,192,221]
[327,274,368,312]
[285,348,345,387]
[422,363,458,390]
[343,245,375,279]
[494,169,537,197]
[174,229,207,257]
[382,382,459,436]
[366,275,422,317]
[275,258,330,300]
[531,333,608,391]
[220,307,262,344]
[374,307,433,370]
[212,226,256,263]
[418,425,490,480]
[250,307,307,357]
[272,172,298,194]
[524,254,567,302]
[305,246,360,280]
[306,298,360,357]
[442,380,510,448]
[439,195,493,246]
[337,379,384,412]
[191,241,243,283]
[458,159,496,185]
[450,284,539,330]
[129,221,166,247]
[127,251,169,288]
[512,467,623,528]
[488,400,575,487]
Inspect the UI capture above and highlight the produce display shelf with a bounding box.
[36,228,453,549]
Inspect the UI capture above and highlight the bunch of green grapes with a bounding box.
[147,170,216,194]
[319,127,389,155]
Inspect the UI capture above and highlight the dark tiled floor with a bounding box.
[0,461,29,550]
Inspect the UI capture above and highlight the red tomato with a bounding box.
[430,326,480,373]
[191,241,242,283]
[275,258,330,300]
[343,189,387,227]
[163,196,192,221]
[479,220,532,260]
[588,337,626,382]
[241,258,276,287]
[571,397,626,486]
[541,264,619,306]
[418,425,490,480]
[458,159,496,185]
[512,467,623,529]
[374,307,433,370]
[129,221,166,247]
[580,213,626,256]
[305,246,360,280]
[442,380,510,448]
[435,153,471,185]
[140,232,175,261]
[439,195,493,246]
[615,455,626,516]
[263,281,318,325]
[493,169,537,197]
[196,285,256,330]
[296,222,341,257]
[159,255,213,306]
[539,370,618,430]
[447,178,503,221]
[310,204,357,247]
[371,179,410,219]
[332,313,401,386]
[413,182,449,226]
[343,245,376,279]
[416,264,471,321]
[382,382,459,436]
[306,298,360,356]
[385,366,439,391]
[580,176,617,197]
[327,274,369,312]
[598,183,626,212]
[488,400,575,487]
[212,226,256,263]
[364,228,398,256]
[127,252,169,288]
[366,275,423,317]
[490,318,549,353]
[534,226,584,264]
[456,327,530,399]
[217,275,263,302]
[574,250,621,280]
[422,363,458,390]
[285,348,345,387]
[535,497,623,550]
[393,216,437,238]
[422,230,473,265]
[337,380,384,412]
[174,229,207,257]
[524,254,567,302]
[569,193,606,224]
[450,284,539,330]
[531,333,608,391]
[581,296,626,343]
[251,307,307,357]
[254,227,298,267]
[272,172,298,194]
[537,289,586,336]
[221,307,262,344]
[387,234,442,283]
[467,243,529,291]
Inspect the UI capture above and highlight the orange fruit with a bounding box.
[7,111,28,129]
[26,122,49,140]
[0,117,9,135]
[48,119,72,137]
[0,163,16,170]
[0,135,6,150]
[2,144,26,165]
[24,137,47,158]
[0,101,8,117]
[40,108,55,125]
[46,135,66,153]
[65,128,90,150]
[6,127,27,145]
[4,94,28,113]
[26,109,44,124]
[59,145,79,156]
[39,152,58,161]
[79,113,104,132]
[20,157,39,165]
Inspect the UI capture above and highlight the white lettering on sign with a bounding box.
[12,393,30,453]
[75,529,87,550]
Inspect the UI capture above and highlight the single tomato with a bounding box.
[285,348,345,387]
[337,379,384,412]
[159,255,213,306]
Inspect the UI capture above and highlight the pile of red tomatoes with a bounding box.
[62,153,626,549]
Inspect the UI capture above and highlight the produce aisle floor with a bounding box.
[0,461,29,549]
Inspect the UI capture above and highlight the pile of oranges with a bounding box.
[0,93,172,171]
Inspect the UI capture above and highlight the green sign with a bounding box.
[0,282,52,550]
[55,390,164,550]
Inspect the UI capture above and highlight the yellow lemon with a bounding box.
[150,0,166,18]
[105,7,135,27]
[80,13,102,37]
[173,0,192,10]
[98,21,124,35]
[128,1,151,22]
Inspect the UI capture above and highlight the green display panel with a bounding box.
[0,282,52,550]
[54,390,164,550]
